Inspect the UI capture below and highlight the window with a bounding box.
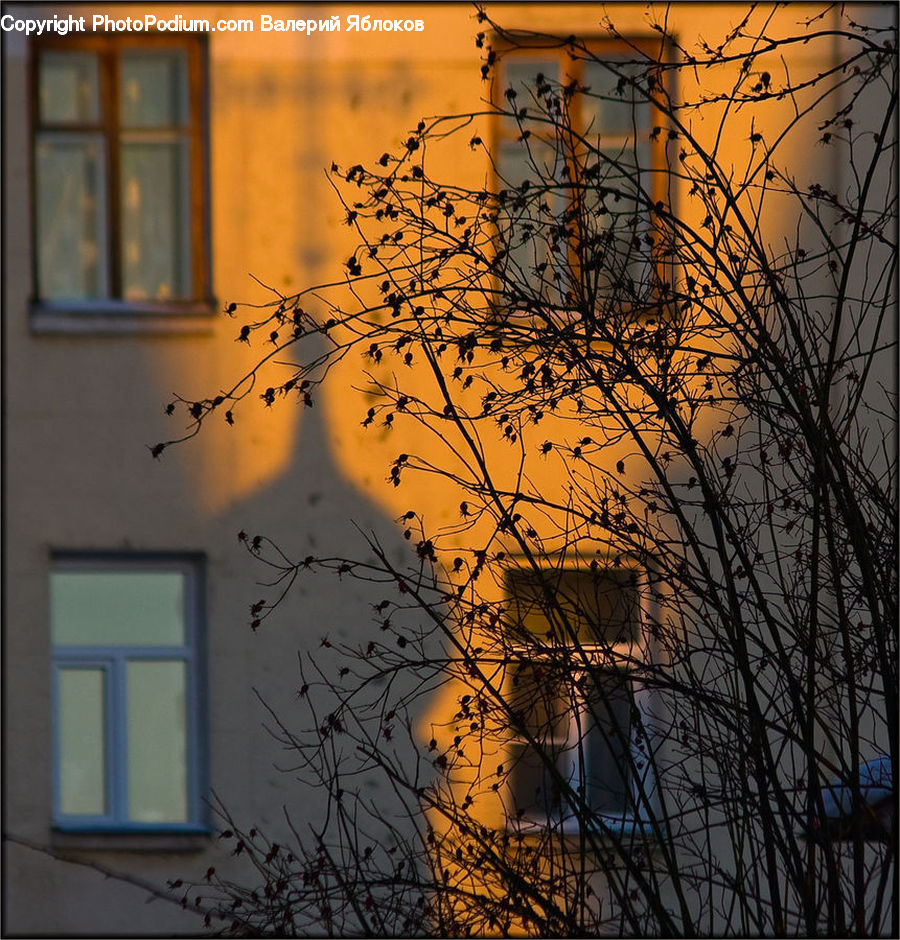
[504,566,655,833]
[50,555,206,831]
[32,35,211,314]
[493,40,666,319]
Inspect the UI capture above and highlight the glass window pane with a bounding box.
[509,664,578,821]
[510,663,570,739]
[36,134,109,300]
[584,146,642,223]
[507,569,640,644]
[510,668,634,821]
[500,58,560,134]
[497,138,566,302]
[497,137,562,190]
[39,52,99,124]
[127,661,188,822]
[584,143,653,301]
[509,740,563,819]
[120,140,192,300]
[504,58,560,95]
[58,668,106,815]
[581,60,653,139]
[585,670,632,813]
[120,52,188,127]
[51,571,187,646]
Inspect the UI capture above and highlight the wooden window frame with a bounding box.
[50,553,209,834]
[30,33,214,323]
[489,36,671,329]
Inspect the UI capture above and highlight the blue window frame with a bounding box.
[50,554,207,832]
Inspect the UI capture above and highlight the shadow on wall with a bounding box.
[232,339,414,624]
[213,343,422,834]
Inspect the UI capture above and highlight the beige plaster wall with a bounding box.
[4,3,872,934]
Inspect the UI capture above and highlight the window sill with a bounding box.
[29,299,218,336]
[509,815,664,842]
[51,826,213,852]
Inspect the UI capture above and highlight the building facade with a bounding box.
[3,3,893,935]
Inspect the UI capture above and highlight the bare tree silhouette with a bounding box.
[160,7,896,935]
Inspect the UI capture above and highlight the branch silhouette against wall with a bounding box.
[157,6,897,936]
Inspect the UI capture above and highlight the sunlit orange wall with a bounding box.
[22,0,845,753]
[4,2,854,933]
[125,3,845,854]
[26,3,841,528]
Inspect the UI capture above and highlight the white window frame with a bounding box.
[505,563,659,836]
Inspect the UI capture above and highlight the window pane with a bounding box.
[120,140,192,300]
[504,58,560,95]
[58,668,106,815]
[500,58,560,135]
[497,136,562,190]
[120,52,188,127]
[509,664,576,821]
[581,60,652,139]
[36,135,108,300]
[509,741,565,820]
[39,52,99,124]
[51,571,187,646]
[585,670,633,813]
[127,661,188,822]
[583,144,654,302]
[497,138,566,303]
[506,569,640,644]
[509,665,635,820]
[510,663,570,739]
